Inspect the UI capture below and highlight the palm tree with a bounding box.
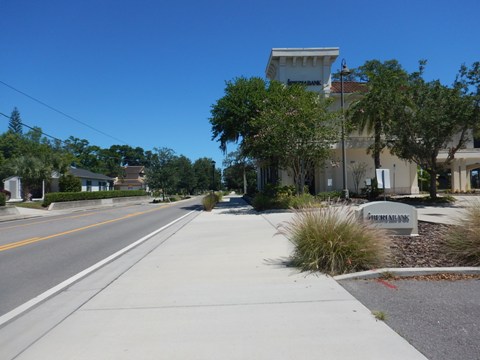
[10,155,51,200]
[347,60,408,170]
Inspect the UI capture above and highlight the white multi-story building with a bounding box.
[259,47,480,194]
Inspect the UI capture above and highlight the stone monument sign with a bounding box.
[356,201,418,236]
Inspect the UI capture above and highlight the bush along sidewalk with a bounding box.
[441,199,480,266]
[278,204,391,275]
[202,192,223,211]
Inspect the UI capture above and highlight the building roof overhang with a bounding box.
[266,47,339,79]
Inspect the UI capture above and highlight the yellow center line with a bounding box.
[0,204,141,231]
[0,204,171,253]
[0,237,41,252]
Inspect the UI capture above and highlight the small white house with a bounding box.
[4,167,114,201]
[51,167,114,192]
[3,176,22,201]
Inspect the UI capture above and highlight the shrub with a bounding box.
[252,192,289,211]
[394,195,455,205]
[202,192,219,211]
[0,192,5,206]
[43,190,147,207]
[316,191,342,202]
[278,205,391,275]
[59,174,82,192]
[1,189,11,200]
[441,200,480,266]
[289,193,318,209]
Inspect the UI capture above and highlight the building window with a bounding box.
[86,180,92,192]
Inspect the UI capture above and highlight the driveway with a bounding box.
[338,276,480,360]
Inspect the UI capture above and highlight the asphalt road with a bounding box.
[0,198,202,317]
[338,277,480,360]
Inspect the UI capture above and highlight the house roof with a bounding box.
[124,166,145,179]
[115,180,144,188]
[330,81,368,94]
[69,167,113,181]
[3,175,20,182]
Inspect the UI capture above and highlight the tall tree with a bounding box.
[210,77,268,192]
[193,157,219,192]
[249,82,338,194]
[456,61,480,145]
[145,147,178,200]
[174,155,196,195]
[222,151,256,194]
[389,62,480,198]
[8,107,23,135]
[63,137,99,170]
[210,77,268,153]
[347,60,409,170]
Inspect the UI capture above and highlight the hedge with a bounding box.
[0,193,5,207]
[43,190,148,207]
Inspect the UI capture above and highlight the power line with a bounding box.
[0,79,129,145]
[1,111,140,164]
[0,111,63,143]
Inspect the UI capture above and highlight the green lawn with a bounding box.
[13,201,46,210]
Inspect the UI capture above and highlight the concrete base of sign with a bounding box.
[356,201,418,236]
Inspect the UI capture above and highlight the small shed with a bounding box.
[3,176,22,201]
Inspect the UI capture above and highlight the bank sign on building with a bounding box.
[259,47,480,195]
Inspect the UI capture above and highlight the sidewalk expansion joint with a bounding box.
[81,298,355,312]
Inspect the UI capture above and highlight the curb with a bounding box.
[333,267,480,281]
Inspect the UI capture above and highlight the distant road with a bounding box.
[0,197,202,316]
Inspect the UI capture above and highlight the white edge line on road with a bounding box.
[0,210,197,327]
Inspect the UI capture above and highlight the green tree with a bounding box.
[173,155,196,195]
[210,77,269,193]
[145,147,178,200]
[249,82,338,194]
[347,60,409,170]
[0,132,26,162]
[193,157,219,193]
[210,77,268,153]
[108,145,146,166]
[8,107,23,135]
[389,62,480,198]
[222,151,257,194]
[456,61,480,146]
[349,162,368,195]
[10,155,52,200]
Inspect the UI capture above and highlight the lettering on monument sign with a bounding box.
[367,213,410,223]
[287,79,322,86]
[356,201,418,236]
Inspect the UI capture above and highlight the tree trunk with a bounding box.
[374,124,382,170]
[22,184,31,202]
[243,164,247,195]
[428,170,437,198]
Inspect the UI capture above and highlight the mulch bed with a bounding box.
[389,221,460,268]
[384,273,480,281]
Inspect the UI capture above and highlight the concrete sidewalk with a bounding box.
[1,196,428,359]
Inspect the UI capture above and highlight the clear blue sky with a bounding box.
[1,0,478,168]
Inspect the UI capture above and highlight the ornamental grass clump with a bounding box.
[278,205,391,275]
[441,200,480,266]
[202,192,219,211]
